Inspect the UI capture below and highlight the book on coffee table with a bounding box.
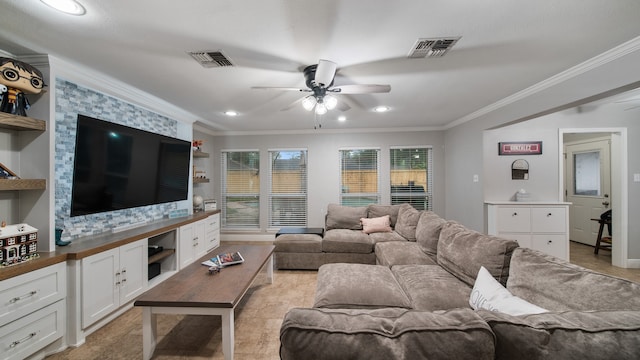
[217,251,244,266]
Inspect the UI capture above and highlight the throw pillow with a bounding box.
[361,215,392,234]
[470,266,548,316]
[394,204,422,241]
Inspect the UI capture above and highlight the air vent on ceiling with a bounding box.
[188,50,234,68]
[408,37,461,58]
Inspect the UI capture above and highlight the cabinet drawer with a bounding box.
[0,300,65,360]
[207,213,220,230]
[497,233,532,248]
[532,234,567,260]
[206,230,220,252]
[496,207,531,232]
[0,262,66,326]
[531,207,567,233]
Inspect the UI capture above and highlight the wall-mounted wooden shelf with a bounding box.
[193,177,210,184]
[0,113,46,131]
[0,179,46,191]
[193,151,209,158]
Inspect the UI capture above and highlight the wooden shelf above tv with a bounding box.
[0,179,46,191]
[193,177,210,184]
[0,113,46,131]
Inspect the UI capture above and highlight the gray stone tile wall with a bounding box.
[55,79,180,240]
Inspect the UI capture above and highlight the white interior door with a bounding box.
[565,139,611,246]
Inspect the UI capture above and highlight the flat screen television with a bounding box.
[70,114,191,217]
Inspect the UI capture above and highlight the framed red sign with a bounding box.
[498,141,542,155]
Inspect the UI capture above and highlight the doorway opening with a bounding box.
[559,128,628,267]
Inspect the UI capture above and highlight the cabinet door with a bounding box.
[119,239,147,304]
[206,214,221,251]
[178,224,195,269]
[496,207,531,232]
[194,220,207,259]
[81,248,119,328]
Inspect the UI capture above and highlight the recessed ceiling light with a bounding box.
[373,106,390,113]
[224,110,238,116]
[338,115,346,122]
[40,0,86,15]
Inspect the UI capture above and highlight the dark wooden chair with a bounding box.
[591,217,612,254]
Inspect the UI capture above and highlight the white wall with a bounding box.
[196,130,446,231]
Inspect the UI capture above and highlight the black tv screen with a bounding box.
[70,114,191,217]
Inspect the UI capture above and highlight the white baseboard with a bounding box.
[626,259,640,269]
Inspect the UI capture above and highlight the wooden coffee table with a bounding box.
[134,244,275,360]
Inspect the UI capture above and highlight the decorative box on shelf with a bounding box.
[0,223,39,267]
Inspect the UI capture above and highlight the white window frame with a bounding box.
[390,146,433,211]
[220,149,260,230]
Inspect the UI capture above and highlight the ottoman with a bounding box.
[275,233,324,269]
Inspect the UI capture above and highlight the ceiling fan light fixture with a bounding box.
[315,103,328,115]
[302,96,316,111]
[324,95,338,110]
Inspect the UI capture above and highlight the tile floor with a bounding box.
[45,241,639,359]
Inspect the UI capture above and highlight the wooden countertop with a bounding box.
[0,210,220,281]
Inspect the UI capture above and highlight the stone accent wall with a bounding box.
[55,79,180,240]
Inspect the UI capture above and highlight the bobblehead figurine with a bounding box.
[0,57,45,116]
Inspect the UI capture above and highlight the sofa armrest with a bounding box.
[280,307,495,360]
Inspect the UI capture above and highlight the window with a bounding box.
[221,150,260,229]
[340,148,380,206]
[573,151,601,196]
[390,147,432,210]
[269,149,308,227]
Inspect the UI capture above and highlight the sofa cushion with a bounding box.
[507,247,640,311]
[437,221,519,287]
[479,309,640,360]
[375,241,437,266]
[280,307,495,360]
[367,230,406,244]
[367,204,402,227]
[360,215,392,234]
[325,203,367,230]
[470,266,547,316]
[314,264,412,309]
[392,265,472,311]
[394,204,422,241]
[415,210,446,257]
[322,229,373,254]
[274,233,323,253]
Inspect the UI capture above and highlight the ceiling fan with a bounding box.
[252,59,391,115]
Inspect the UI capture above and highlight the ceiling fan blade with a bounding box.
[280,97,305,111]
[336,100,351,111]
[314,59,337,87]
[331,84,391,94]
[251,86,307,92]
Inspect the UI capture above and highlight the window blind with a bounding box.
[390,146,432,210]
[220,150,260,229]
[268,149,308,227]
[339,148,380,206]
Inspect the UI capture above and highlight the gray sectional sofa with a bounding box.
[279,203,640,359]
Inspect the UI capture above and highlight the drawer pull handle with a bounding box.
[547,240,553,244]
[10,332,36,348]
[9,290,37,303]
[547,213,553,217]
[512,212,518,216]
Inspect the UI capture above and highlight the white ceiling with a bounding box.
[1,0,640,133]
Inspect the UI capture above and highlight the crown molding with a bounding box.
[197,124,445,137]
[446,35,640,130]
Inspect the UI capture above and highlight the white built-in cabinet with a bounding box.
[486,201,570,260]
[0,262,66,360]
[179,214,220,269]
[81,239,147,328]
[206,213,221,251]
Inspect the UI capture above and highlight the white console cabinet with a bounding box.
[205,213,221,252]
[81,239,147,328]
[178,219,207,268]
[486,202,570,260]
[0,262,66,360]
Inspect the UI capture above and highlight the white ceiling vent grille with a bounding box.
[188,50,234,68]
[408,37,461,58]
